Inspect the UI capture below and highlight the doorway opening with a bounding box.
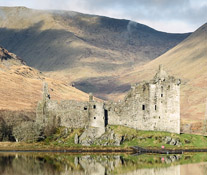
[104,109,108,127]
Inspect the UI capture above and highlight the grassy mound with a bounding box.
[110,125,207,148]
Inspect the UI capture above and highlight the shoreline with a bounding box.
[0,142,133,153]
[0,148,133,153]
[1,145,207,154]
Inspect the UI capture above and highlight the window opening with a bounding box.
[142,105,145,110]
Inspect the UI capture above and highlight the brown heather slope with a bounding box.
[0,47,89,111]
[114,23,207,123]
[0,6,189,87]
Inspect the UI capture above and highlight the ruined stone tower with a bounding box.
[36,82,59,136]
[149,65,181,133]
[78,94,106,145]
[36,82,50,125]
[108,65,181,134]
[88,94,106,137]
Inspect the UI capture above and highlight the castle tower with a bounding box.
[79,94,107,144]
[149,65,181,133]
[88,94,106,137]
[107,65,181,134]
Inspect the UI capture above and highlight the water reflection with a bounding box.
[0,152,207,175]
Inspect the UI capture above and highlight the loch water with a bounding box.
[0,152,207,175]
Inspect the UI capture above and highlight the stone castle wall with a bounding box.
[36,88,89,131]
[107,75,180,134]
[58,100,89,128]
[36,65,181,136]
[37,100,89,129]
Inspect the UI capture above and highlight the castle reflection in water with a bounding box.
[1,153,207,175]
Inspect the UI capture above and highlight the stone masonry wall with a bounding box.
[107,66,181,134]
[57,100,89,128]
[36,83,89,133]
[36,100,89,129]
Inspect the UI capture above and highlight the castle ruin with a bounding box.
[36,65,181,143]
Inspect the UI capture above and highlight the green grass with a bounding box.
[109,125,207,149]
[43,127,84,148]
[41,125,207,149]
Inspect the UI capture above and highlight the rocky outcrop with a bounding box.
[78,127,100,146]
[162,136,182,146]
[0,46,25,68]
[94,130,123,146]
[78,126,124,146]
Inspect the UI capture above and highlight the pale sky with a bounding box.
[0,0,207,33]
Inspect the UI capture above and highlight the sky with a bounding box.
[0,0,207,33]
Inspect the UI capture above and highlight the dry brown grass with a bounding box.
[0,64,89,111]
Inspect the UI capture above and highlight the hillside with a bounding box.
[0,6,189,84]
[113,23,207,125]
[0,46,89,112]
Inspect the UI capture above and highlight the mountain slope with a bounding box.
[115,23,207,123]
[0,46,89,111]
[0,6,190,83]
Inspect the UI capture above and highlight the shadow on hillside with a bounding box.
[73,76,131,100]
[0,21,84,71]
[0,20,191,73]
